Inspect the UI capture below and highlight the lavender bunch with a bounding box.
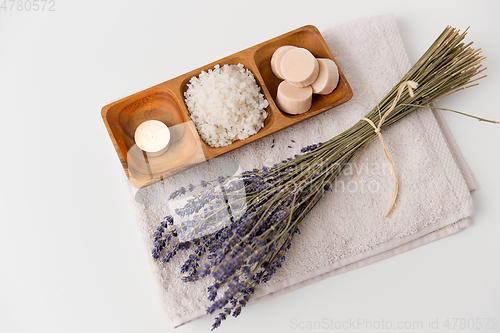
[152,26,491,330]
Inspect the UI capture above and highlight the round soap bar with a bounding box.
[270,45,296,80]
[276,80,313,115]
[280,47,319,87]
[311,58,340,95]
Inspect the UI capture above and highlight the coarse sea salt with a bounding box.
[184,63,269,148]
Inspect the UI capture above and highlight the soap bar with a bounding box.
[280,48,319,87]
[311,58,340,95]
[276,80,313,115]
[270,45,296,80]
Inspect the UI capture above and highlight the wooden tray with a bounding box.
[101,25,353,188]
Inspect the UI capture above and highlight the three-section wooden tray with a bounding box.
[102,25,353,188]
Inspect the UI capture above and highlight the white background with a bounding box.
[1,1,499,332]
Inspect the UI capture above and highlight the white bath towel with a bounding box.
[124,14,476,328]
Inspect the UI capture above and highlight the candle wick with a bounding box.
[147,131,154,139]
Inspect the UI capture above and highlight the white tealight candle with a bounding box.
[134,120,170,157]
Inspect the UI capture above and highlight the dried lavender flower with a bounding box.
[151,26,492,329]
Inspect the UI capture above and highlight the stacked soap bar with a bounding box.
[271,46,339,114]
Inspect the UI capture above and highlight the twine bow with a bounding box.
[360,80,419,217]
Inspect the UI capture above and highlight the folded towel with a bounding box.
[124,14,475,328]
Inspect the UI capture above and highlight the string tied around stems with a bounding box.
[360,80,419,217]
